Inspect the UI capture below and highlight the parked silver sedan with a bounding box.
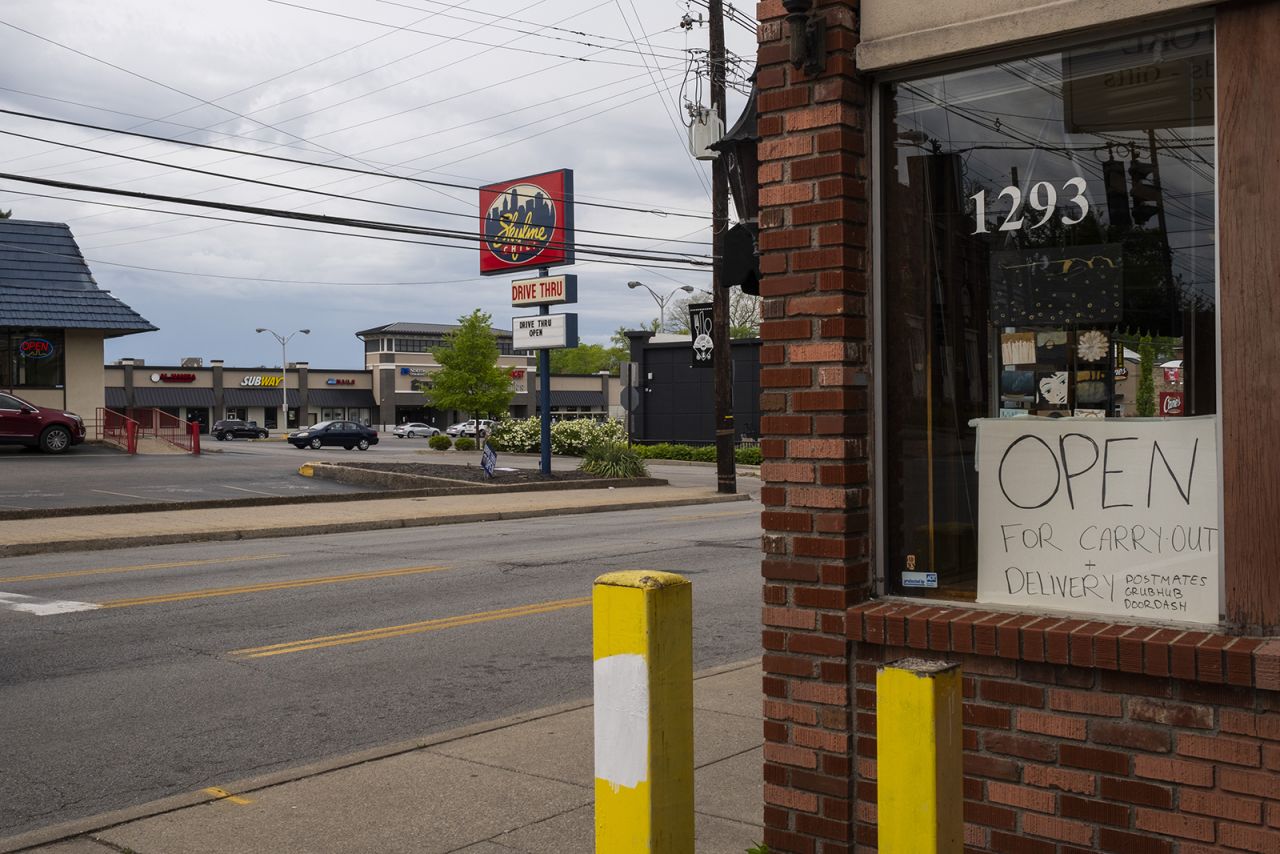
[392,422,440,438]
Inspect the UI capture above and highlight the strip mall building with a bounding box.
[756,0,1279,851]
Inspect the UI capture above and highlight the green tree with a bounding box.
[0,209,10,219]
[549,332,630,375]
[425,309,513,425]
[550,342,627,375]
[665,290,761,338]
[1136,334,1156,417]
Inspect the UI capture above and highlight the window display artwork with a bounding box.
[882,22,1216,605]
[1037,372,1069,406]
[1000,371,1035,397]
[1001,332,1036,365]
[1077,330,1109,362]
[990,246,1123,326]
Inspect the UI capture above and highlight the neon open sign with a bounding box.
[19,338,54,359]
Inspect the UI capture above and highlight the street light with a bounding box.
[255,327,309,431]
[627,280,695,332]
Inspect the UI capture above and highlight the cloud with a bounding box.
[1,0,751,367]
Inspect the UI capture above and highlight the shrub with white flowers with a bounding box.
[486,417,625,456]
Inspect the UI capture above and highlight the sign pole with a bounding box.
[539,267,553,475]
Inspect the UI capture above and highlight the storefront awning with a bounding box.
[307,389,376,408]
[105,387,126,409]
[133,387,216,408]
[224,388,300,407]
[549,391,605,408]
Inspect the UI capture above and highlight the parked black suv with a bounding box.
[211,419,269,441]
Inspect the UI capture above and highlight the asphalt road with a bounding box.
[0,500,761,839]
[0,439,754,511]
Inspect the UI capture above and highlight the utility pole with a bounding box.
[709,0,736,494]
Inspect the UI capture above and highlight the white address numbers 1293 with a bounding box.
[970,177,1090,235]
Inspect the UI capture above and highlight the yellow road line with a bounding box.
[0,554,288,584]
[99,565,447,609]
[676,509,756,522]
[231,595,592,659]
[203,787,253,805]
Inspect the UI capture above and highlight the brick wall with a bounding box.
[851,647,1280,853]
[756,0,872,851]
[847,603,1280,853]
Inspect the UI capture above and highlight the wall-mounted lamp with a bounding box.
[782,0,826,75]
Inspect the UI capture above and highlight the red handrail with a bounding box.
[95,407,139,454]
[129,408,198,453]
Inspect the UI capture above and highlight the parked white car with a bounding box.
[393,422,440,438]
[446,419,494,438]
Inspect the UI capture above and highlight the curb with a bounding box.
[0,492,752,557]
[0,658,760,853]
[0,473,670,522]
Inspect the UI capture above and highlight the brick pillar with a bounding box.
[757,2,871,852]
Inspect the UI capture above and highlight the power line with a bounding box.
[0,107,711,221]
[0,0,571,192]
[0,2,464,175]
[1,6,704,234]
[235,0,586,139]
[0,11,486,223]
[0,189,711,278]
[613,1,711,200]
[0,6,716,237]
[0,237,482,286]
[0,17,354,166]
[0,171,713,267]
[264,0,685,69]
[18,76,707,253]
[0,120,711,248]
[369,0,689,60]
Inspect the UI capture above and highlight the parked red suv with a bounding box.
[0,392,87,453]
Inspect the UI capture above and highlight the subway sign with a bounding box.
[241,375,285,387]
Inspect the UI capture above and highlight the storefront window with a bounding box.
[882,23,1216,605]
[0,331,66,388]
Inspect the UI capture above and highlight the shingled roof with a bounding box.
[0,219,156,338]
[356,321,511,338]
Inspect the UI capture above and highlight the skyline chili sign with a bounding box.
[479,169,575,275]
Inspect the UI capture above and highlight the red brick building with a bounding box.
[756,0,1280,851]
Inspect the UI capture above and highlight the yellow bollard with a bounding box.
[593,571,693,853]
[876,658,963,853]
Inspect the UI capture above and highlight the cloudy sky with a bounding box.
[0,0,755,368]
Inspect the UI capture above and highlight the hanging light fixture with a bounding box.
[782,0,826,75]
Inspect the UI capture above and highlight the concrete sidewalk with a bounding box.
[0,486,750,557]
[6,661,763,854]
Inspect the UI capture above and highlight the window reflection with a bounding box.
[882,23,1216,598]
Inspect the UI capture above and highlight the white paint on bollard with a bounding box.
[593,653,650,792]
